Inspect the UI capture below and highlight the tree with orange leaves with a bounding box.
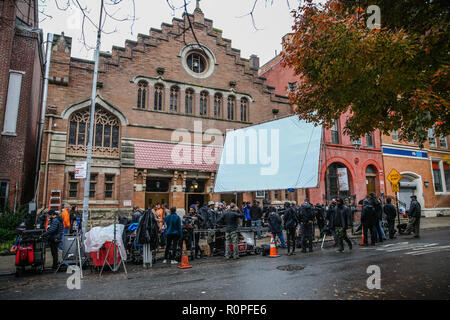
[282,0,449,146]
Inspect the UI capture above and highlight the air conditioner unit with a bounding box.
[352,139,362,146]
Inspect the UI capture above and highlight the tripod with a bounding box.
[55,225,84,278]
[99,218,127,277]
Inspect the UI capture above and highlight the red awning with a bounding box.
[134,141,222,172]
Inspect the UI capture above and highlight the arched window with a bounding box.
[325,163,351,200]
[170,86,179,112]
[200,91,208,116]
[185,89,194,114]
[154,84,163,111]
[137,81,148,109]
[214,93,222,118]
[68,107,120,158]
[227,96,235,120]
[240,98,248,122]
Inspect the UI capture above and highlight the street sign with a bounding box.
[444,155,450,164]
[387,169,403,184]
[391,183,399,192]
[75,161,87,179]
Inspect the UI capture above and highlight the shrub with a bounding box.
[0,205,28,244]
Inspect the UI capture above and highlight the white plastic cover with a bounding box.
[240,232,254,246]
[83,224,127,260]
[214,115,322,193]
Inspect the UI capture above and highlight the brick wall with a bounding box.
[0,1,43,209]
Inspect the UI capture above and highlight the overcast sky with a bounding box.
[38,0,306,66]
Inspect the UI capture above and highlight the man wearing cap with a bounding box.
[250,200,263,240]
[329,198,353,252]
[404,195,421,238]
[217,204,244,259]
[41,210,63,269]
[205,201,218,254]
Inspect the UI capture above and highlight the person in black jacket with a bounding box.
[329,198,352,252]
[268,207,286,248]
[315,203,325,237]
[326,200,338,246]
[42,210,63,269]
[404,195,421,238]
[300,198,315,253]
[250,200,263,239]
[283,202,299,256]
[217,204,244,259]
[368,193,384,243]
[383,197,397,239]
[361,198,377,246]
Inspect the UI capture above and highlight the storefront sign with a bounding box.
[123,200,132,207]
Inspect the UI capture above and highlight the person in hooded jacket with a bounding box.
[361,197,378,246]
[383,197,397,239]
[300,198,315,253]
[42,210,63,269]
[368,193,384,243]
[268,207,286,248]
[283,202,299,256]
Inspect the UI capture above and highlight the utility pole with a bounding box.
[82,0,104,240]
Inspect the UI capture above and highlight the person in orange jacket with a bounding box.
[61,203,71,236]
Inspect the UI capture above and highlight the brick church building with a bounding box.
[38,7,300,219]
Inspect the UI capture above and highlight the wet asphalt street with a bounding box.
[0,228,449,300]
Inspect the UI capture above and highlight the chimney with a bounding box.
[249,54,260,70]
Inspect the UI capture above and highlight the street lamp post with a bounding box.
[81,0,105,240]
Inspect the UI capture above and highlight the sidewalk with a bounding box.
[1,216,449,275]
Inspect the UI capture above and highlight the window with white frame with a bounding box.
[366,133,374,147]
[331,119,340,144]
[428,128,437,148]
[2,71,23,135]
[391,130,399,141]
[255,190,265,198]
[439,136,447,149]
[432,160,450,193]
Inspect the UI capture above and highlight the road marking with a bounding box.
[372,242,449,256]
[405,245,450,256]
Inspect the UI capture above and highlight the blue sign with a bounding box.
[382,147,428,159]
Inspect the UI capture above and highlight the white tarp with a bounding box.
[241,232,255,246]
[84,224,127,260]
[214,115,322,193]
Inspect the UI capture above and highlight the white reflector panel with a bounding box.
[214,115,322,193]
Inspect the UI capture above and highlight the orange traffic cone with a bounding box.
[178,240,192,269]
[361,226,365,245]
[268,234,280,258]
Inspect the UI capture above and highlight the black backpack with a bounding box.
[302,204,315,222]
